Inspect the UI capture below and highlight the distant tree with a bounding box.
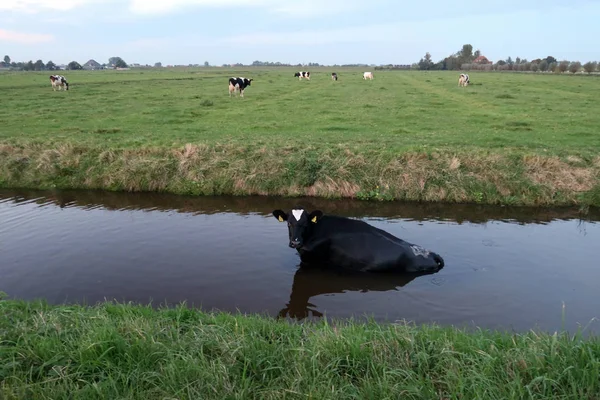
[545,56,557,64]
[108,57,128,68]
[474,49,481,58]
[548,62,558,72]
[558,60,569,73]
[496,60,506,66]
[443,56,459,70]
[24,60,34,71]
[530,62,539,72]
[418,52,434,70]
[538,60,548,71]
[67,61,82,70]
[204,61,209,67]
[3,55,10,65]
[33,59,45,71]
[154,62,162,68]
[460,44,473,59]
[568,61,581,74]
[583,61,596,74]
[46,60,56,70]
[515,57,521,65]
[506,56,513,65]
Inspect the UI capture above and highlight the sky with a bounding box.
[1,0,599,66]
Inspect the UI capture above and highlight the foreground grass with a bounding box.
[1,68,599,206]
[1,299,599,399]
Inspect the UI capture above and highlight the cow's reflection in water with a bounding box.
[278,264,440,320]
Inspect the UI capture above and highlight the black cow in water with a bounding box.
[272,207,445,273]
[228,77,253,97]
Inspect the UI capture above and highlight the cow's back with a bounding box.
[300,215,442,272]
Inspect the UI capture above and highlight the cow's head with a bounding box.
[272,207,323,249]
[294,72,300,77]
[246,78,253,86]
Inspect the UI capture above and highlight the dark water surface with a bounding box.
[1,189,599,334]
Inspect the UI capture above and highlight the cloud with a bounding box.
[127,0,363,17]
[0,0,105,12]
[128,0,271,15]
[221,23,413,46]
[0,29,54,44]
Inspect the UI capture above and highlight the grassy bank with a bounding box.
[1,68,599,206]
[0,299,599,399]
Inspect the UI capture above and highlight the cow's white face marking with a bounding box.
[410,245,430,258]
[292,209,304,221]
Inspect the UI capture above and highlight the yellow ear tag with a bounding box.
[278,216,284,222]
[311,216,317,223]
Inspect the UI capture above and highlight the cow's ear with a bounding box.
[272,209,287,222]
[308,210,323,223]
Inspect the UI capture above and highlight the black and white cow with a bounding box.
[294,71,310,80]
[228,77,253,97]
[272,207,445,273]
[331,72,338,81]
[458,73,470,87]
[50,75,69,91]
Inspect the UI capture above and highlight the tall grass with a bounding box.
[1,142,598,206]
[1,299,599,399]
[0,68,599,206]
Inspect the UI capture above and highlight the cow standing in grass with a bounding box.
[294,71,310,80]
[458,73,470,87]
[228,77,253,97]
[50,75,69,91]
[331,72,338,81]
[363,71,374,80]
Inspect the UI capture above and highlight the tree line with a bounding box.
[0,56,129,71]
[414,44,599,74]
[3,46,599,73]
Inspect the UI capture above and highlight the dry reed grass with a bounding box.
[1,142,599,207]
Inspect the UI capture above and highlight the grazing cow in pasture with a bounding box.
[458,73,470,87]
[363,71,374,80]
[49,75,69,91]
[228,77,253,97]
[294,71,310,80]
[272,207,445,273]
[331,72,338,81]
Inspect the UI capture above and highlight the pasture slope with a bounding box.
[0,67,599,207]
[1,298,600,399]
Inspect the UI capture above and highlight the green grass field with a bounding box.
[1,68,599,205]
[1,67,599,152]
[1,299,599,399]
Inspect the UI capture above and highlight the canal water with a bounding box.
[1,189,598,334]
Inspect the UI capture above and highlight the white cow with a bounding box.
[363,71,374,80]
[458,73,470,87]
